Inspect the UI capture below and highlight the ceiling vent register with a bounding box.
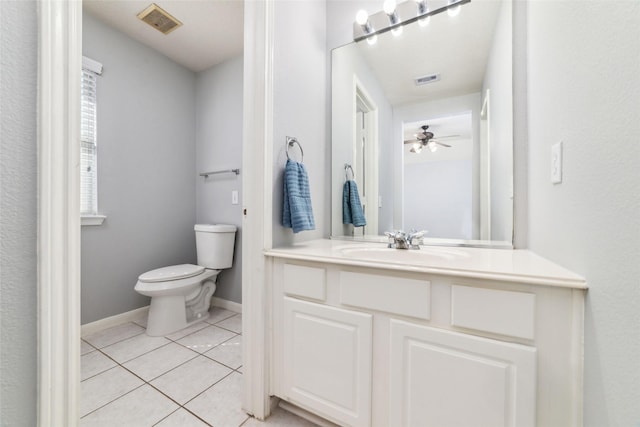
[137,3,183,35]
[414,73,441,86]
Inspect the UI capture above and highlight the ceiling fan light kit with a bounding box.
[404,125,457,153]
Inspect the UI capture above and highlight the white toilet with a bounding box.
[134,224,236,336]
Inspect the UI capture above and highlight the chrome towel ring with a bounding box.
[286,136,304,162]
[344,163,354,180]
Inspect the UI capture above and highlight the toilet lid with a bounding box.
[138,264,205,283]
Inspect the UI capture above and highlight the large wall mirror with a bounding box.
[331,0,513,247]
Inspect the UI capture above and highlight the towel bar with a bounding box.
[199,169,240,178]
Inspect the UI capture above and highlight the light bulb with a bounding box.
[366,34,378,45]
[412,142,421,150]
[356,9,369,26]
[447,0,461,17]
[383,0,397,15]
[428,142,438,152]
[391,25,403,36]
[418,15,431,27]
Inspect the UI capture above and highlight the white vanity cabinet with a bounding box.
[388,320,536,427]
[282,297,373,427]
[267,241,586,427]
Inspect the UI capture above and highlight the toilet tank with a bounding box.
[194,224,237,269]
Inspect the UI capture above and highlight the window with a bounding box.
[81,57,104,225]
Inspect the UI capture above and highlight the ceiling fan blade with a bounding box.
[435,141,452,147]
[404,139,421,144]
[434,134,460,139]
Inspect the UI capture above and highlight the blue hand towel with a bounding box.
[283,159,315,233]
[343,180,366,227]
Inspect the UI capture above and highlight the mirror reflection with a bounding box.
[331,0,513,247]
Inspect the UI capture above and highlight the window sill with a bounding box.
[81,215,106,226]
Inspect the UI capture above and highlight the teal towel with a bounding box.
[283,159,315,233]
[343,180,366,227]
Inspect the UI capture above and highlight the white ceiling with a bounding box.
[83,0,244,72]
[356,0,502,106]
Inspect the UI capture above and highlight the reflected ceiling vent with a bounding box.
[137,3,183,35]
[414,73,441,86]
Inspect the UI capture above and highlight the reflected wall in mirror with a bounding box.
[331,0,513,247]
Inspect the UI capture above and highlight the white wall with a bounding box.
[404,160,472,239]
[0,1,38,424]
[81,12,197,324]
[394,93,482,235]
[195,56,244,303]
[482,0,513,242]
[331,43,394,236]
[272,0,327,247]
[527,2,640,425]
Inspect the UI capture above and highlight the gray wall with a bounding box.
[81,12,197,324]
[0,1,38,425]
[272,0,328,247]
[526,2,640,425]
[195,56,244,304]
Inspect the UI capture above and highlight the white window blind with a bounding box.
[81,63,99,215]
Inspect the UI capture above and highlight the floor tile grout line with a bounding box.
[96,339,175,366]
[82,322,146,350]
[80,313,246,426]
[178,369,237,408]
[168,331,240,354]
[177,405,216,427]
[80,382,147,419]
[151,407,183,427]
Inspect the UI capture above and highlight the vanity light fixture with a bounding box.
[415,0,431,26]
[384,0,399,24]
[384,0,404,36]
[356,9,373,34]
[356,9,379,44]
[353,0,470,42]
[447,0,462,17]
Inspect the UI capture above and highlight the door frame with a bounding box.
[37,1,82,425]
[37,0,274,424]
[353,79,379,236]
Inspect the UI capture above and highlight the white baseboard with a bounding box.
[212,297,242,313]
[278,401,339,427]
[81,306,149,337]
[80,297,241,336]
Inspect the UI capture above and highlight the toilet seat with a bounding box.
[138,264,205,283]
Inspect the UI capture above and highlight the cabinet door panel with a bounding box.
[389,320,536,427]
[283,297,372,427]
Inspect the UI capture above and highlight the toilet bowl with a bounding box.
[134,224,236,336]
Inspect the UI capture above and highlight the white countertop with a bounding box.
[265,239,587,289]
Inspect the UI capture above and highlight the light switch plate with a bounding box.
[551,141,563,184]
[231,190,239,205]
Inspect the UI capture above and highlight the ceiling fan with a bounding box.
[404,125,458,153]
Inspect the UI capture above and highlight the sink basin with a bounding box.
[339,245,468,264]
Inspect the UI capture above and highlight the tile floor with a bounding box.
[81,307,316,427]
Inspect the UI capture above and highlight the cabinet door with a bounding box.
[389,320,536,427]
[283,297,372,427]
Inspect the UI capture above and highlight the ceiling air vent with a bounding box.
[137,3,183,35]
[414,73,441,86]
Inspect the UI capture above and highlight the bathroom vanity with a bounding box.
[265,240,587,427]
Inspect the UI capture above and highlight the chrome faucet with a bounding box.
[385,230,426,250]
